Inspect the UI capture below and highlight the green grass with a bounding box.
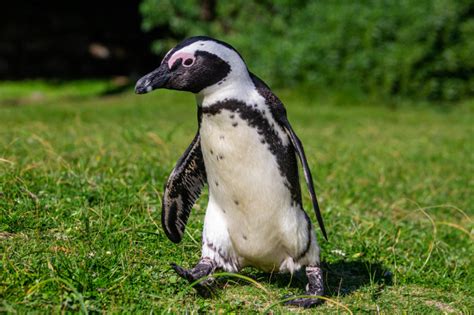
[0,80,115,103]
[0,82,473,313]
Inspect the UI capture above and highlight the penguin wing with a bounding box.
[249,72,327,240]
[162,131,206,243]
[279,116,328,241]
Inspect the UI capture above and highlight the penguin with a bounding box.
[135,36,327,308]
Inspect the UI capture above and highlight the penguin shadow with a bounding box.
[249,259,392,299]
[322,260,392,298]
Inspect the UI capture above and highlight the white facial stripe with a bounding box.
[161,48,174,65]
[171,40,248,78]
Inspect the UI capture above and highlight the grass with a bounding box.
[0,81,473,313]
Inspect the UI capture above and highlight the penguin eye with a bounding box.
[183,58,195,67]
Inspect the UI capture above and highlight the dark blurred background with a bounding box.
[0,0,160,80]
[1,0,473,102]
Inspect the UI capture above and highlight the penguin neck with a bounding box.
[197,69,258,107]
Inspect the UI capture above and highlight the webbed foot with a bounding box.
[284,265,324,308]
[171,257,217,297]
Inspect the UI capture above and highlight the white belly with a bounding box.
[200,110,306,270]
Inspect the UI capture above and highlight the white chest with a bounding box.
[200,109,296,261]
[200,109,290,209]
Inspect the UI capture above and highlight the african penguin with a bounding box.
[135,36,328,308]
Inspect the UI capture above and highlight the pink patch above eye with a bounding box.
[167,52,195,69]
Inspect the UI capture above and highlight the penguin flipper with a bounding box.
[249,72,327,240]
[279,117,328,241]
[162,132,207,243]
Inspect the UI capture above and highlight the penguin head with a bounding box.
[135,36,249,95]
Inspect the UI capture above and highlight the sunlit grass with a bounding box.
[0,80,125,105]
[0,84,473,313]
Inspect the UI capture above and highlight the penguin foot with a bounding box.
[284,296,322,308]
[284,265,324,308]
[171,257,217,298]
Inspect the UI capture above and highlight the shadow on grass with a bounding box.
[323,260,392,297]
[173,259,392,305]
[249,259,392,298]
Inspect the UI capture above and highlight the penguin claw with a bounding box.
[171,263,193,282]
[170,262,215,298]
[283,295,322,308]
[284,265,325,308]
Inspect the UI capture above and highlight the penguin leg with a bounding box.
[171,257,217,297]
[285,265,324,308]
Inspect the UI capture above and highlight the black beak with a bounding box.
[135,64,170,94]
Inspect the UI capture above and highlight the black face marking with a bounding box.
[201,100,302,205]
[170,58,182,70]
[165,50,231,93]
[230,114,234,119]
[156,38,233,93]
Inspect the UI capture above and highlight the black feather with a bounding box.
[250,73,328,241]
[161,131,207,243]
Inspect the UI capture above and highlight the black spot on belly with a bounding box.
[260,139,265,144]
[234,200,239,205]
[219,135,225,140]
[201,99,302,206]
[230,114,234,119]
[222,208,226,213]
[232,122,238,127]
[210,149,214,155]
[215,181,219,187]
[242,234,247,240]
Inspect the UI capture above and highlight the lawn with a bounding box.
[0,82,473,313]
